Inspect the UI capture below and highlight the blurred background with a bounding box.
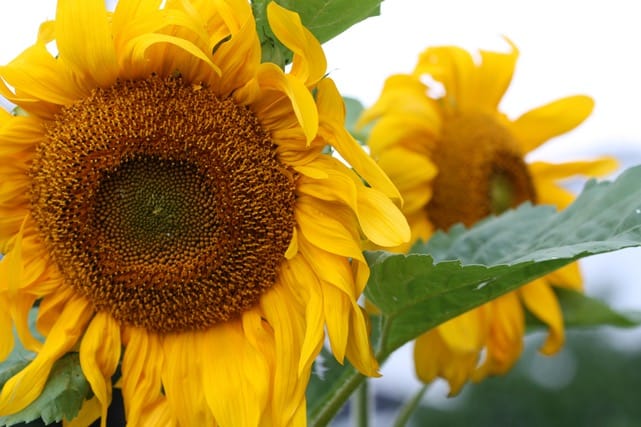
[2,1,641,425]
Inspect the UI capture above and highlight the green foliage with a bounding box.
[308,166,641,426]
[307,348,362,423]
[407,331,641,427]
[0,353,90,426]
[547,288,641,329]
[368,165,641,356]
[252,0,382,66]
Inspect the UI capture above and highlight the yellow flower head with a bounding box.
[360,41,617,394]
[0,1,409,425]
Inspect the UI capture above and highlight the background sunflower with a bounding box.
[359,42,618,394]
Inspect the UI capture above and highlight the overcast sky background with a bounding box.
[1,0,641,404]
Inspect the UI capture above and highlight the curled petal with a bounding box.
[79,312,122,427]
[267,2,326,86]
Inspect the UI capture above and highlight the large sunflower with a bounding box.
[359,42,617,394]
[0,1,410,425]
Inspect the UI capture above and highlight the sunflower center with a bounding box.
[426,113,536,230]
[30,77,296,333]
[93,157,216,263]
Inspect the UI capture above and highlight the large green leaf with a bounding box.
[0,353,90,426]
[366,165,641,357]
[253,0,382,65]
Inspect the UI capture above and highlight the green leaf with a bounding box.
[0,353,90,426]
[276,0,381,45]
[252,0,382,66]
[366,165,641,357]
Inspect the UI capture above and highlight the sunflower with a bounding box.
[0,1,410,425]
[359,42,617,394]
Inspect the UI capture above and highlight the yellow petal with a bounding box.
[545,262,583,291]
[0,293,13,361]
[79,312,122,427]
[259,285,308,426]
[297,156,410,247]
[208,11,261,95]
[161,331,214,426]
[414,331,442,385]
[295,196,364,262]
[267,2,326,86]
[478,293,525,377]
[0,296,92,414]
[284,226,299,259]
[56,0,118,87]
[36,285,76,339]
[297,235,357,300]
[476,39,518,111]
[139,398,175,427]
[529,157,619,180]
[345,305,379,377]
[120,327,164,426]
[414,330,477,395]
[319,282,350,363]
[356,186,411,247]
[376,146,437,213]
[37,21,56,44]
[0,43,83,109]
[112,0,163,36]
[367,113,439,155]
[316,78,403,200]
[510,95,595,152]
[255,62,318,144]
[438,308,487,353]
[519,280,565,355]
[531,178,575,209]
[123,33,221,78]
[358,74,439,127]
[414,46,477,114]
[279,256,325,374]
[201,322,269,427]
[0,222,44,353]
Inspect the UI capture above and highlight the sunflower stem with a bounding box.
[310,368,367,427]
[391,384,429,427]
[352,380,371,427]
[310,316,393,427]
